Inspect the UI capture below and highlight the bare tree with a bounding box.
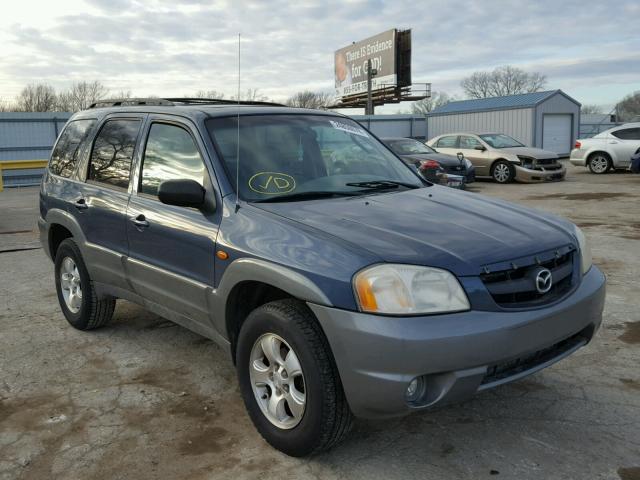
[411,91,454,114]
[581,104,603,114]
[230,88,269,102]
[113,90,133,99]
[461,65,547,99]
[0,97,17,112]
[187,90,225,99]
[16,83,58,111]
[57,81,109,111]
[285,90,334,109]
[616,91,640,122]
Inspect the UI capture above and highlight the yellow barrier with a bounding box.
[0,160,48,191]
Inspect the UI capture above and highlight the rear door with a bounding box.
[458,135,492,175]
[610,127,640,167]
[125,116,220,327]
[76,115,144,289]
[433,135,459,156]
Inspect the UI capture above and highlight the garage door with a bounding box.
[543,114,572,155]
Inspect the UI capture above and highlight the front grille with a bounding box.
[480,248,575,308]
[535,158,557,166]
[481,330,587,386]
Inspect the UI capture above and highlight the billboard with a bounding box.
[334,29,398,98]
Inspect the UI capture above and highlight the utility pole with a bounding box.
[365,58,377,115]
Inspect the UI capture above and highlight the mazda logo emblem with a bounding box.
[535,268,553,294]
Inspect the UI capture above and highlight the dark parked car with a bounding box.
[382,137,476,184]
[39,98,605,457]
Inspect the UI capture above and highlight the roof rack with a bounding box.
[165,98,286,107]
[88,98,174,108]
[88,97,286,109]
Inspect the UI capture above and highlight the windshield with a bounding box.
[478,134,524,148]
[386,139,435,155]
[207,115,423,201]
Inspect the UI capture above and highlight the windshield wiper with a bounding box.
[345,180,421,190]
[252,191,362,203]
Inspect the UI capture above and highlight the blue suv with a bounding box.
[39,98,606,456]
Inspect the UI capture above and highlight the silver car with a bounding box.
[570,122,640,174]
[427,133,566,183]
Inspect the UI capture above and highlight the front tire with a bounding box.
[491,160,515,183]
[54,238,115,330]
[236,299,353,456]
[588,153,612,174]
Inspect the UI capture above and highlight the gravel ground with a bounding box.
[1,164,639,480]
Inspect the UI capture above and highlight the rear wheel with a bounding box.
[236,299,353,456]
[588,153,612,174]
[54,238,115,330]
[491,160,515,183]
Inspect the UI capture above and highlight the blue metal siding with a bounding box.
[349,114,428,139]
[0,112,71,186]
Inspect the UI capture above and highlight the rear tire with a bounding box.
[236,299,353,456]
[54,238,115,330]
[588,153,612,174]
[491,160,515,183]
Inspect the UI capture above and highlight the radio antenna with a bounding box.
[235,33,241,213]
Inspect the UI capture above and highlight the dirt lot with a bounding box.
[1,164,639,480]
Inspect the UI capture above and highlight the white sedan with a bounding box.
[570,122,640,174]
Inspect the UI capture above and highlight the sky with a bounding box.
[1,0,639,113]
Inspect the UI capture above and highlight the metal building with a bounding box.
[0,112,71,187]
[427,90,581,156]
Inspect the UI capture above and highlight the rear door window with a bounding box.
[139,123,206,197]
[49,119,96,178]
[88,119,141,189]
[459,135,482,149]
[436,136,458,148]
[612,128,640,140]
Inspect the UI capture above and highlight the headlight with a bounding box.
[353,264,470,315]
[517,155,534,168]
[573,226,592,275]
[464,158,473,169]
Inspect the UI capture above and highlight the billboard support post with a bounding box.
[366,59,375,115]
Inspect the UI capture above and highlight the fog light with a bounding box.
[405,377,424,403]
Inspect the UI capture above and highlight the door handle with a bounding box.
[609,141,618,144]
[130,215,149,229]
[74,198,88,210]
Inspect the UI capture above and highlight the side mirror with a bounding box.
[474,145,487,151]
[158,179,205,208]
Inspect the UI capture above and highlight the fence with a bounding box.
[0,112,71,188]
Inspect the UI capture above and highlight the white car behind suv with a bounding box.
[570,123,640,174]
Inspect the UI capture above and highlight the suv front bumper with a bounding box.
[308,266,605,419]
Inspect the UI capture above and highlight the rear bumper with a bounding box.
[569,149,587,166]
[514,164,566,183]
[309,266,605,419]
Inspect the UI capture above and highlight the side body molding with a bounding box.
[209,258,333,339]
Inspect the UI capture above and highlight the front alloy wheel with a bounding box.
[250,333,306,429]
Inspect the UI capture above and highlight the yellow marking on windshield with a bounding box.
[249,172,296,195]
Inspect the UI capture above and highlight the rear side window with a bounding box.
[459,135,481,149]
[140,123,206,197]
[612,128,640,140]
[437,136,458,148]
[49,119,96,178]
[88,119,141,189]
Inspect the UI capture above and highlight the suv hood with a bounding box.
[499,146,558,160]
[253,186,576,276]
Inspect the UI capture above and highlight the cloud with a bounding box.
[0,0,638,106]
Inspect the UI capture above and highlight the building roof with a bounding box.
[429,90,578,115]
